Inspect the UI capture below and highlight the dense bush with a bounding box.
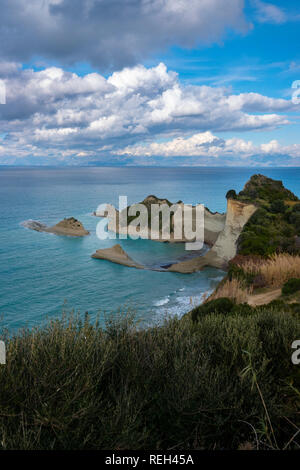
[227,263,255,285]
[191,297,234,321]
[270,199,286,214]
[238,228,277,256]
[289,206,300,232]
[238,211,300,257]
[291,203,300,213]
[0,309,299,450]
[191,295,300,321]
[236,176,300,256]
[282,278,300,296]
[226,189,237,200]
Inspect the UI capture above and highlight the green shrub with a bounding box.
[0,308,298,450]
[291,203,300,213]
[289,212,300,232]
[226,189,237,200]
[265,299,287,309]
[247,208,272,225]
[231,303,254,316]
[270,200,286,214]
[238,231,276,256]
[228,263,257,285]
[191,297,235,321]
[289,303,300,314]
[282,278,300,296]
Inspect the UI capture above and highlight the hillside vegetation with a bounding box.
[0,308,299,450]
[227,175,300,257]
[207,253,300,309]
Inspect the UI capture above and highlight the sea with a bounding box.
[1,166,300,331]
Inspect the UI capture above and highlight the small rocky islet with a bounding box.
[23,217,90,237]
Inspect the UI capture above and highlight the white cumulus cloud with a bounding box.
[116,132,300,160]
[0,61,298,164]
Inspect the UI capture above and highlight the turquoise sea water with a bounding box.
[1,166,300,331]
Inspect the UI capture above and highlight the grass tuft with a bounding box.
[238,254,300,289]
[208,278,253,303]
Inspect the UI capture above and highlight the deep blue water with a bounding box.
[1,166,300,331]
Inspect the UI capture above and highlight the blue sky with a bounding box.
[0,0,299,166]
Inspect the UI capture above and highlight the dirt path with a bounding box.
[247,289,282,307]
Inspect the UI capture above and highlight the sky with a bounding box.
[0,0,299,167]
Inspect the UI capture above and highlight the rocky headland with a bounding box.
[92,174,300,274]
[93,179,262,272]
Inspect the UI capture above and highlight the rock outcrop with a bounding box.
[92,244,144,269]
[23,217,90,237]
[203,208,226,245]
[93,193,256,273]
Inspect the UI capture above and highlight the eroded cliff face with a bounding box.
[203,209,226,245]
[168,199,257,273]
[94,197,226,245]
[209,199,257,262]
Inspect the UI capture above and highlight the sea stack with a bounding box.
[23,217,90,237]
[92,244,144,269]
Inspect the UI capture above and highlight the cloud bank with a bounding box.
[117,132,300,160]
[0,0,248,70]
[0,60,299,166]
